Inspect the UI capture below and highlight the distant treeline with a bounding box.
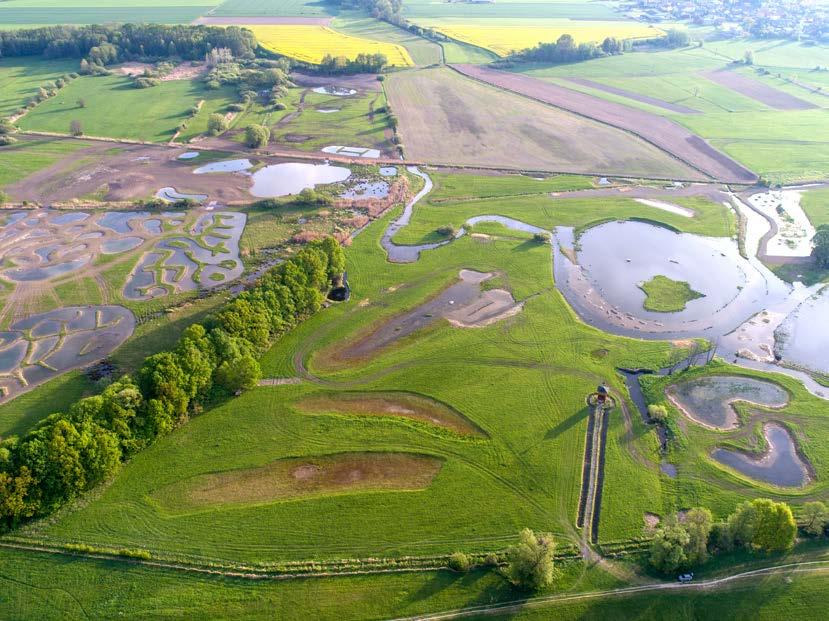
[318,52,389,74]
[508,28,691,64]
[331,0,404,24]
[0,24,257,62]
[0,238,345,532]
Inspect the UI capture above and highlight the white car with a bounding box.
[678,573,694,583]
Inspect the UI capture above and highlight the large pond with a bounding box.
[667,375,789,430]
[776,287,829,374]
[713,423,810,487]
[193,159,253,175]
[249,163,351,198]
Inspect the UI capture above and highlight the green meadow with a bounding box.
[0,56,79,117]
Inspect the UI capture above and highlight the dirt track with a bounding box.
[705,69,817,110]
[452,64,757,184]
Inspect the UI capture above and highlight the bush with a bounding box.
[0,136,17,146]
[70,119,83,136]
[274,102,287,111]
[227,103,245,112]
[436,225,457,237]
[134,77,160,88]
[206,113,229,135]
[245,124,270,148]
[448,551,471,572]
[648,404,668,422]
[533,232,550,243]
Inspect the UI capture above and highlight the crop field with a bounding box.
[402,0,623,20]
[411,18,662,57]
[0,0,221,26]
[211,0,334,17]
[517,45,829,183]
[250,24,414,66]
[333,13,443,66]
[18,75,212,142]
[385,67,700,179]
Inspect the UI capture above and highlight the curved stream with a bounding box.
[381,170,828,399]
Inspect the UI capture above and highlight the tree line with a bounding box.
[0,24,257,63]
[0,238,345,532]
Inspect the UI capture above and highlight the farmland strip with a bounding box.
[451,64,757,183]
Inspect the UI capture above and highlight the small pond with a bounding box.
[50,212,89,225]
[341,181,389,200]
[379,167,398,177]
[98,212,149,234]
[156,187,208,203]
[5,256,91,281]
[667,375,789,430]
[249,163,351,198]
[101,236,143,254]
[713,423,809,487]
[317,108,340,114]
[193,159,253,174]
[178,151,200,160]
[312,86,356,96]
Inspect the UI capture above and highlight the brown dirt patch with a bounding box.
[644,512,661,531]
[704,69,817,111]
[170,453,443,507]
[451,64,756,183]
[294,391,486,436]
[564,77,702,115]
[116,62,206,81]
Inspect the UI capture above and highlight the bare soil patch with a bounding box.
[386,67,702,180]
[172,453,443,507]
[116,62,206,81]
[704,69,817,111]
[564,77,702,115]
[193,16,332,26]
[294,391,486,436]
[328,269,522,364]
[290,71,382,93]
[451,64,756,183]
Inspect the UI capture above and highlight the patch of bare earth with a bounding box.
[116,62,206,81]
[451,64,756,183]
[704,69,817,110]
[178,453,443,507]
[294,391,486,436]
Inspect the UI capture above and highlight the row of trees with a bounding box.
[650,498,806,573]
[318,53,389,75]
[0,238,345,531]
[0,24,257,62]
[510,34,630,64]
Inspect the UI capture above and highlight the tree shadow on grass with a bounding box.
[404,569,523,615]
[546,406,590,441]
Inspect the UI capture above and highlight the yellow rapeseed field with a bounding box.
[249,25,414,66]
[421,20,662,57]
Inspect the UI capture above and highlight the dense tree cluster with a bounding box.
[510,34,630,63]
[0,238,345,531]
[318,53,388,75]
[331,0,404,25]
[812,225,829,268]
[0,24,257,63]
[504,528,556,591]
[650,499,798,574]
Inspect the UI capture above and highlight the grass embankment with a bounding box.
[19,74,221,142]
[638,275,705,312]
[802,188,829,228]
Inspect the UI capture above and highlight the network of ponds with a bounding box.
[0,209,245,301]
[0,306,134,403]
[380,170,828,488]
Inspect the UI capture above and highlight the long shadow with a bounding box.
[546,406,590,440]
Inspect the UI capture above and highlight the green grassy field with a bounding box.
[0,0,220,26]
[0,56,79,118]
[0,137,89,190]
[10,179,749,565]
[427,171,594,200]
[802,188,829,228]
[273,88,391,153]
[518,45,829,183]
[211,0,334,17]
[639,275,705,312]
[18,75,214,142]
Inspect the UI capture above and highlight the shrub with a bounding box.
[0,190,9,206]
[448,551,471,572]
[227,103,245,112]
[133,77,160,88]
[70,120,83,136]
[0,136,17,146]
[245,124,270,148]
[648,404,668,422]
[436,225,456,237]
[533,232,550,243]
[274,102,287,111]
[504,529,556,591]
[206,113,229,135]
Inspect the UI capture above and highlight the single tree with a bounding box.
[801,501,828,537]
[684,507,713,565]
[812,225,829,268]
[69,120,83,136]
[750,498,796,552]
[650,522,690,573]
[206,113,229,136]
[744,49,755,65]
[77,98,86,108]
[448,551,471,572]
[245,124,270,148]
[504,528,556,591]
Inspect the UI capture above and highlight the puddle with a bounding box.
[98,212,148,234]
[660,462,677,477]
[178,151,200,160]
[317,108,340,113]
[341,181,389,200]
[193,159,253,174]
[312,86,356,96]
[50,212,89,225]
[713,423,809,487]
[101,236,143,254]
[379,166,398,177]
[5,256,92,281]
[667,375,789,430]
[143,219,162,235]
[156,187,208,203]
[321,145,381,158]
[249,163,351,197]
